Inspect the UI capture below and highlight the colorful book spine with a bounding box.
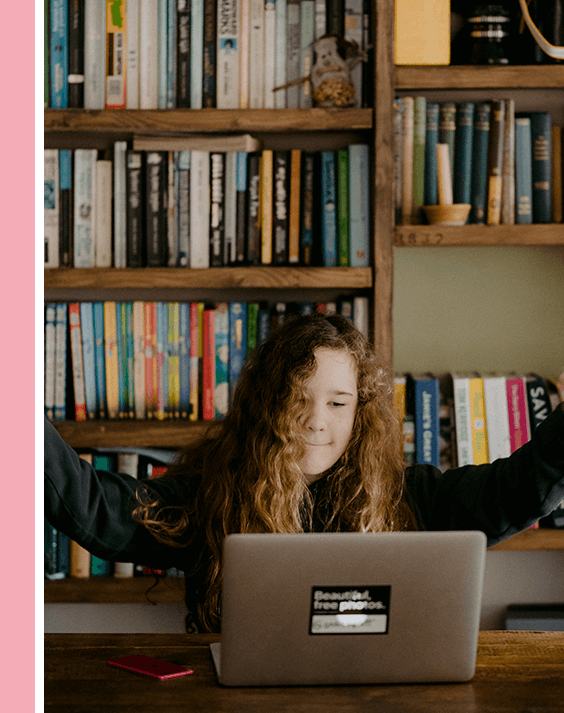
[93,302,107,418]
[214,302,229,418]
[167,302,180,418]
[411,375,440,468]
[321,152,337,266]
[125,302,135,418]
[58,149,72,267]
[288,149,302,263]
[228,302,247,407]
[189,302,203,420]
[235,152,248,263]
[116,303,126,418]
[80,302,97,419]
[337,150,350,266]
[133,301,146,419]
[515,116,533,224]
[261,150,274,265]
[469,102,491,224]
[453,102,474,209]
[156,302,169,420]
[84,0,106,109]
[45,304,57,420]
[216,0,240,108]
[50,0,69,108]
[468,375,488,465]
[54,303,68,419]
[349,144,370,267]
[44,149,60,268]
[202,308,215,420]
[144,302,157,418]
[69,303,87,421]
[529,111,552,223]
[486,99,505,226]
[202,0,217,107]
[505,376,532,453]
[105,0,126,108]
[424,102,439,208]
[104,302,120,419]
[73,148,97,268]
[412,96,426,224]
[210,152,226,267]
[273,150,289,264]
[178,302,190,418]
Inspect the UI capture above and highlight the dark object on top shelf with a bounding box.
[467,4,512,65]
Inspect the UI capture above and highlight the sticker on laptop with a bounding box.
[309,586,391,635]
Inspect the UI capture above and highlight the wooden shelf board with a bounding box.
[395,65,564,90]
[51,420,211,448]
[394,224,564,247]
[44,576,185,604]
[44,108,373,133]
[489,529,564,551]
[44,266,373,290]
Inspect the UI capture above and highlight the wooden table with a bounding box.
[44,631,564,712]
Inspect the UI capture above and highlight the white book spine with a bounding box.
[133,301,146,419]
[353,296,369,339]
[167,151,179,266]
[249,0,264,108]
[314,0,326,38]
[483,376,511,460]
[73,149,97,268]
[453,377,473,467]
[84,0,106,109]
[167,0,177,108]
[274,0,286,108]
[44,304,57,419]
[113,141,128,267]
[44,149,59,267]
[344,0,363,108]
[299,0,314,108]
[139,0,159,108]
[95,159,113,267]
[190,0,204,109]
[286,1,300,108]
[224,152,237,263]
[158,0,168,108]
[239,0,250,108]
[126,0,140,108]
[190,151,210,268]
[263,0,276,109]
[217,0,240,109]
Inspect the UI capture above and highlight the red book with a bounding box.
[144,302,157,419]
[202,308,215,420]
[68,303,87,421]
[505,376,532,453]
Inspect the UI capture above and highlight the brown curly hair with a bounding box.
[133,313,417,631]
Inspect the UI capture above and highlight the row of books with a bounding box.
[394,98,563,226]
[44,298,369,422]
[45,451,182,579]
[44,140,370,269]
[45,0,371,111]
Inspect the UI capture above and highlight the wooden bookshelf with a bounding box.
[489,529,564,552]
[396,65,564,90]
[394,224,564,247]
[51,419,210,448]
[44,266,373,290]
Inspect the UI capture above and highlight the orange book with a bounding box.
[68,303,87,421]
[261,150,274,264]
[103,302,120,419]
[288,149,302,263]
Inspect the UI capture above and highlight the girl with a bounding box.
[45,313,564,633]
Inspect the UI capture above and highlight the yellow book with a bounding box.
[103,302,120,420]
[168,302,180,419]
[261,150,274,265]
[189,302,205,422]
[106,0,126,108]
[394,0,450,65]
[468,376,489,465]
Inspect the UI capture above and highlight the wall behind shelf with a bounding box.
[393,245,564,376]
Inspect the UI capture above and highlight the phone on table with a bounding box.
[108,654,194,680]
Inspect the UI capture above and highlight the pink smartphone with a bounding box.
[108,654,194,680]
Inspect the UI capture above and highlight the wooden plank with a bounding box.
[489,529,564,551]
[44,267,373,289]
[50,419,211,448]
[44,577,186,604]
[396,65,564,90]
[394,224,564,247]
[44,108,373,133]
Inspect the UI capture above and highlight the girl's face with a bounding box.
[298,347,358,483]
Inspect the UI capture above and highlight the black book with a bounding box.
[203,0,217,107]
[68,0,85,108]
[126,150,145,267]
[144,151,168,266]
[300,151,315,265]
[58,150,73,267]
[176,0,191,107]
[247,153,261,265]
[529,111,552,223]
[273,150,289,264]
[210,152,225,266]
[235,152,248,263]
[326,0,344,36]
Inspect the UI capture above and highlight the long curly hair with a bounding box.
[133,313,417,631]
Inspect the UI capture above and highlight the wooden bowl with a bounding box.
[423,204,471,226]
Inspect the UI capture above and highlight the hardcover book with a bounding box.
[176,0,191,107]
[178,302,190,418]
[288,149,302,264]
[69,303,87,421]
[176,150,191,266]
[68,0,85,107]
[58,150,72,267]
[486,100,505,226]
[80,301,97,419]
[126,0,140,108]
[105,0,126,108]
[202,308,216,420]
[337,150,350,266]
[210,152,226,266]
[190,0,204,108]
[44,149,60,268]
[300,152,315,265]
[229,303,247,407]
[247,152,261,265]
[73,148,97,268]
[412,96,426,224]
[348,144,370,267]
[274,150,290,264]
[453,102,474,209]
[261,150,274,264]
[285,0,301,108]
[104,302,120,420]
[529,111,552,223]
[202,0,217,107]
[408,374,440,468]
[505,375,532,453]
[515,116,533,224]
[214,302,229,419]
[45,304,57,419]
[249,0,265,107]
[424,102,439,208]
[95,159,112,267]
[84,0,106,108]
[190,151,211,267]
[469,102,491,224]
[144,151,168,266]
[224,152,238,264]
[126,151,144,267]
[483,374,511,460]
[54,303,68,420]
[93,303,107,418]
[235,152,248,263]
[500,99,515,225]
[114,141,128,268]
[140,0,159,108]
[264,0,277,108]
[50,0,69,108]
[321,151,337,267]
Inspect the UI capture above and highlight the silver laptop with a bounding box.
[210,531,486,686]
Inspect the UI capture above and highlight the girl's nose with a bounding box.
[303,404,326,431]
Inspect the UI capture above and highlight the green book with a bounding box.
[337,150,350,267]
[412,96,426,223]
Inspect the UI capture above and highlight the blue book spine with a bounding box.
[453,103,475,208]
[45,519,67,579]
[191,0,204,109]
[116,303,126,418]
[348,144,370,267]
[529,111,552,224]
[424,103,439,207]
[158,0,168,108]
[93,302,107,418]
[54,303,68,419]
[167,0,177,107]
[515,117,533,225]
[125,302,135,418]
[258,305,271,345]
[414,377,440,468]
[50,0,69,107]
[470,102,491,224]
[228,303,247,408]
[80,302,98,419]
[321,151,337,266]
[214,303,229,419]
[179,302,191,418]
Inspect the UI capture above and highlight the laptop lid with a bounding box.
[211,531,487,686]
